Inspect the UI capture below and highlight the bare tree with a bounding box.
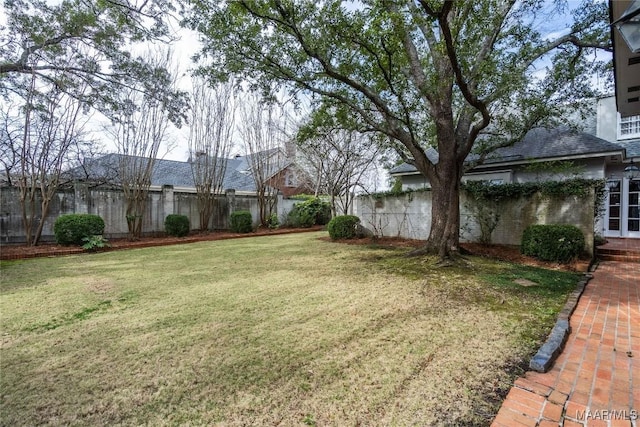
[298,126,381,216]
[238,95,288,226]
[0,103,23,186]
[13,72,89,246]
[110,50,177,240]
[188,78,236,231]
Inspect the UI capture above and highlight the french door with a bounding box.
[629,179,640,237]
[605,178,640,238]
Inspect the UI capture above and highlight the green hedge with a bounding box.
[230,211,253,233]
[521,224,585,263]
[164,214,190,237]
[287,197,331,227]
[327,215,360,240]
[54,214,105,246]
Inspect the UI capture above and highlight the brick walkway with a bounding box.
[492,261,640,427]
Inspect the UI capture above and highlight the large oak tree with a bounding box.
[195,1,610,258]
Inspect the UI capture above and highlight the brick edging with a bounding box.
[528,269,594,372]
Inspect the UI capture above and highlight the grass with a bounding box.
[0,232,579,426]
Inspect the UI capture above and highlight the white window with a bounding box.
[618,114,640,139]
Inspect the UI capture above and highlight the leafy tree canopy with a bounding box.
[1,0,188,124]
[185,0,610,154]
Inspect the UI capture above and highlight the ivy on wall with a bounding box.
[368,178,605,205]
[462,178,606,218]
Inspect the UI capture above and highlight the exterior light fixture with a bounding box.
[624,160,640,179]
[613,0,640,53]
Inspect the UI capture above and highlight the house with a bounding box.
[391,128,626,187]
[229,148,314,197]
[390,117,640,239]
[71,149,314,197]
[595,95,640,238]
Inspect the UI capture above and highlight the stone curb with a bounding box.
[528,270,594,372]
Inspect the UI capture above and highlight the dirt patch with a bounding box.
[85,278,116,294]
[514,278,538,287]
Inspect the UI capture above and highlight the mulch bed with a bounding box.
[321,236,591,272]
[1,229,591,271]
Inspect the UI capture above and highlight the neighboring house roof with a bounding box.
[390,127,627,175]
[69,153,257,192]
[231,147,290,180]
[67,148,314,193]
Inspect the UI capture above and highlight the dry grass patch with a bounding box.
[0,232,578,426]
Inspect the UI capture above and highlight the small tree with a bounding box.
[110,50,178,240]
[0,104,23,186]
[188,78,236,231]
[238,94,289,226]
[11,72,89,246]
[298,122,382,216]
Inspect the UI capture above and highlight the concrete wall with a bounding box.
[0,185,293,244]
[356,188,595,257]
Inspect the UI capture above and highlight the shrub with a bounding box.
[594,234,607,246]
[230,210,253,233]
[287,206,315,228]
[287,197,331,227]
[327,215,360,240]
[164,214,190,237]
[54,214,105,246]
[268,213,280,229]
[521,224,585,263]
[82,235,111,252]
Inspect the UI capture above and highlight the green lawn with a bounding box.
[0,232,578,426]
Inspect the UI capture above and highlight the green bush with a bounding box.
[521,224,585,263]
[327,215,360,240]
[287,207,315,228]
[82,235,111,252]
[268,213,280,229]
[54,214,105,246]
[230,210,253,233]
[287,197,331,227]
[164,214,190,237]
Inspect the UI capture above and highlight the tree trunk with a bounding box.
[32,197,52,246]
[410,147,463,260]
[424,174,461,259]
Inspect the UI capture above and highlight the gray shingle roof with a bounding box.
[71,153,258,191]
[390,127,626,175]
[484,127,624,162]
[389,147,439,174]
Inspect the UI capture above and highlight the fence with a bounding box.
[0,184,298,244]
[355,188,596,256]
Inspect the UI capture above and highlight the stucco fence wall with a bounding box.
[0,184,297,244]
[355,189,595,257]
